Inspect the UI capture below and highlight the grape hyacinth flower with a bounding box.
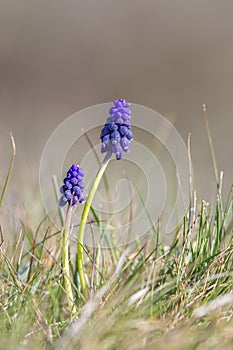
[77,99,133,299]
[59,164,85,207]
[59,164,85,315]
[100,99,133,160]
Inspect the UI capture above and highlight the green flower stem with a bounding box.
[61,205,77,315]
[77,159,110,300]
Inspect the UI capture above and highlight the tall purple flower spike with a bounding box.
[59,164,85,207]
[100,99,133,160]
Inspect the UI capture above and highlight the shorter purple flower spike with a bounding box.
[59,164,85,207]
[100,99,133,160]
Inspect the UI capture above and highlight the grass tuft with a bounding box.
[0,121,232,349]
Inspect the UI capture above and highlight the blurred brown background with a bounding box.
[0,0,233,202]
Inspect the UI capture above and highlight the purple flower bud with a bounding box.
[79,196,85,204]
[108,122,118,131]
[101,135,111,152]
[64,190,72,200]
[72,196,78,206]
[77,167,84,177]
[112,142,123,160]
[126,130,133,140]
[78,180,85,189]
[65,181,72,190]
[73,186,81,195]
[115,117,123,124]
[111,130,121,143]
[71,171,78,177]
[59,196,68,207]
[121,137,130,152]
[103,134,110,143]
[101,125,110,137]
[71,164,78,171]
[119,125,128,136]
[70,177,78,186]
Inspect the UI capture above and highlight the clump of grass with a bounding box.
[0,110,232,349]
[1,177,232,349]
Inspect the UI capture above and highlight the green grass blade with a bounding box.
[52,174,65,226]
[202,104,219,186]
[0,133,16,207]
